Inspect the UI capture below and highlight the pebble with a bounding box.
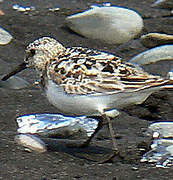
[15,134,47,153]
[0,27,13,45]
[0,75,30,89]
[49,7,60,12]
[146,122,173,138]
[152,0,173,9]
[141,33,173,48]
[0,10,5,15]
[129,45,173,66]
[66,6,143,44]
[12,4,35,12]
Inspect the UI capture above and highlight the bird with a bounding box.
[2,37,173,162]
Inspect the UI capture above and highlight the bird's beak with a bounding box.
[1,62,27,81]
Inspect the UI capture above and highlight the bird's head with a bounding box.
[1,37,66,81]
[25,37,65,71]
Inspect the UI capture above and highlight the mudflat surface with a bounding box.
[0,0,173,179]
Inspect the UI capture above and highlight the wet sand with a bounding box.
[0,0,173,179]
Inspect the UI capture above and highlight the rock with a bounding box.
[0,27,13,45]
[129,45,173,66]
[0,75,30,89]
[15,134,47,153]
[65,6,143,44]
[146,122,173,138]
[152,0,173,9]
[141,33,173,48]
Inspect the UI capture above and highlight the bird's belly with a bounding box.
[45,80,108,116]
[45,80,160,116]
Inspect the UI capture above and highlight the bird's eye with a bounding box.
[30,49,36,56]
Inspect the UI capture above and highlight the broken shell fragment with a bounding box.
[141,33,173,48]
[66,6,143,44]
[15,134,47,153]
[129,45,173,66]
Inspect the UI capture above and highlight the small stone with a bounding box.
[0,27,13,45]
[0,75,30,89]
[49,7,60,12]
[147,122,173,138]
[153,132,160,139]
[129,45,173,66]
[66,6,143,44]
[152,0,173,10]
[141,33,173,48]
[15,134,47,153]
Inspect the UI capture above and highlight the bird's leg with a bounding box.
[99,112,119,163]
[79,118,103,148]
[66,118,103,148]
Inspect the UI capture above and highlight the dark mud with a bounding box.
[0,0,173,179]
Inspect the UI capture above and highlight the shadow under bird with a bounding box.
[2,37,173,162]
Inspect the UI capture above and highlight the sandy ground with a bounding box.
[0,0,173,179]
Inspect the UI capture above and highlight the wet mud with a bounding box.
[0,0,173,179]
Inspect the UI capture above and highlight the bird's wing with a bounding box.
[47,47,168,95]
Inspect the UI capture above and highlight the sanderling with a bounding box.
[2,37,173,162]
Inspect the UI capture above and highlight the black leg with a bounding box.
[66,118,103,148]
[80,118,103,148]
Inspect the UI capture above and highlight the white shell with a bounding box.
[129,45,173,66]
[15,134,47,153]
[66,6,143,44]
[0,27,13,45]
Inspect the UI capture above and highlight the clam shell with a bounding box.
[66,6,143,44]
[141,33,173,48]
